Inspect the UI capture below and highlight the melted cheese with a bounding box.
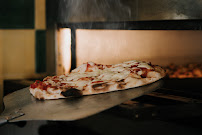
[112,71,130,81]
[72,63,87,73]
[137,70,143,76]
[44,60,155,90]
[123,60,139,65]
[98,72,114,81]
[114,60,139,68]
[73,80,89,90]
[138,63,153,69]
[110,66,125,72]
[62,71,100,81]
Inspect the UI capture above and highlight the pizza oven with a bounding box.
[1,0,202,134]
[50,0,202,108]
[42,0,202,133]
[46,0,202,132]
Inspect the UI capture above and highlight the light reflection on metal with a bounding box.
[56,28,71,75]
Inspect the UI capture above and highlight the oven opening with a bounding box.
[56,26,202,78]
[55,21,202,109]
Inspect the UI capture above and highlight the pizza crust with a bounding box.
[30,88,66,100]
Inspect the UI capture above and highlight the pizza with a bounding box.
[29,60,165,100]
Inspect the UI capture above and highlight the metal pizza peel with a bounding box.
[0,80,163,125]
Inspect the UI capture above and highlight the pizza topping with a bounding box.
[92,81,104,84]
[30,82,37,89]
[98,72,113,81]
[53,79,60,83]
[110,66,125,72]
[129,73,141,78]
[59,74,66,78]
[72,63,87,73]
[30,80,42,89]
[112,72,130,81]
[43,76,52,81]
[63,80,89,90]
[30,80,47,90]
[130,68,141,73]
[52,76,58,79]
[78,77,93,81]
[32,60,157,91]
[105,65,112,68]
[140,69,148,78]
[130,65,138,68]
[123,60,138,64]
[86,63,93,72]
[96,64,104,70]
[60,83,67,86]
[137,63,154,69]
[85,62,101,72]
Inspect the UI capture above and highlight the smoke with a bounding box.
[58,0,132,23]
[137,0,202,20]
[57,0,202,23]
[171,0,202,19]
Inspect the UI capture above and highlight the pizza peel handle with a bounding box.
[0,101,25,126]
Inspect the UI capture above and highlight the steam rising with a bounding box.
[58,0,132,23]
[57,0,202,23]
[137,0,202,20]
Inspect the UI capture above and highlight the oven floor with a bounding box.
[0,112,202,135]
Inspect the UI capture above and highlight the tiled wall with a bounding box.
[0,0,46,81]
[0,0,47,102]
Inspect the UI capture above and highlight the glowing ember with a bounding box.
[165,63,202,78]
